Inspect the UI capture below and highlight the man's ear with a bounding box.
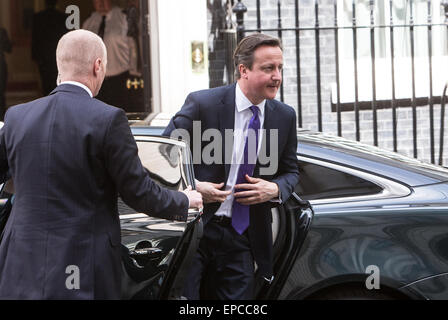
[93,58,102,76]
[239,64,248,79]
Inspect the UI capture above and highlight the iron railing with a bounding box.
[227,0,448,164]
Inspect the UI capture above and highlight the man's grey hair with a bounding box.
[56,29,107,80]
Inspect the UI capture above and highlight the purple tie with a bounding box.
[232,106,260,235]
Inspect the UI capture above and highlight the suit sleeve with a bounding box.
[271,110,300,203]
[104,109,189,221]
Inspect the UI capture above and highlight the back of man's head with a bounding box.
[56,29,107,82]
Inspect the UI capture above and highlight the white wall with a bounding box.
[150,0,209,119]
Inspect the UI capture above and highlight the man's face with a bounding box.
[240,45,283,104]
[93,0,111,14]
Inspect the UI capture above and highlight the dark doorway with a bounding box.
[3,0,152,120]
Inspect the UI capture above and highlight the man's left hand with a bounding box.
[233,175,279,205]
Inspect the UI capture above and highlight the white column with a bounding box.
[149,0,209,122]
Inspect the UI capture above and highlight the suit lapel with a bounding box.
[255,100,275,177]
[218,84,236,181]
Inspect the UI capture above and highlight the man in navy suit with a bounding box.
[163,33,299,299]
[0,30,202,299]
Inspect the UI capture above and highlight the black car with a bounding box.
[124,126,448,300]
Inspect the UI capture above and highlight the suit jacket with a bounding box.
[0,84,189,299]
[163,83,299,278]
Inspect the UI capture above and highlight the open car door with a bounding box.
[119,135,203,300]
[0,121,9,238]
[0,179,14,242]
[255,192,314,299]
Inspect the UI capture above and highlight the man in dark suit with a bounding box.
[163,33,299,299]
[0,29,202,299]
[32,0,68,96]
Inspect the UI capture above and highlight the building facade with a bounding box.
[3,0,448,165]
[1,0,210,123]
[208,0,448,165]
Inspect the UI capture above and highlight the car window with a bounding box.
[299,132,448,183]
[119,140,188,215]
[136,141,185,189]
[295,160,383,200]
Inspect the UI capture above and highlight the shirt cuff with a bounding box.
[269,182,282,204]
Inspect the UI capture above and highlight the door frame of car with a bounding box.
[255,192,314,299]
[122,135,203,300]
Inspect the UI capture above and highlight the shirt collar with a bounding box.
[235,83,265,116]
[59,81,93,98]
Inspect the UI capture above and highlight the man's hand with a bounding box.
[182,186,203,209]
[234,175,279,205]
[196,180,232,203]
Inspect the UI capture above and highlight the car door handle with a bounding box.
[130,247,163,259]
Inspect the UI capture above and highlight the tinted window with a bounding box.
[119,140,188,215]
[299,132,448,183]
[295,160,383,200]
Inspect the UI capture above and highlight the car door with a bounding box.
[0,180,14,241]
[119,135,203,300]
[255,191,314,299]
[0,121,10,237]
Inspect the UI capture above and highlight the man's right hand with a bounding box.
[195,181,232,203]
[183,186,203,209]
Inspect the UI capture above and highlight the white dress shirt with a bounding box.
[82,7,133,77]
[59,81,93,98]
[214,83,266,218]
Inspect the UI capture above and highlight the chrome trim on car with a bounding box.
[297,155,411,205]
[120,213,149,220]
[120,208,201,222]
[133,135,187,148]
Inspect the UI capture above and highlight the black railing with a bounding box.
[227,0,448,164]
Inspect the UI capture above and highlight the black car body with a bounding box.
[282,131,448,300]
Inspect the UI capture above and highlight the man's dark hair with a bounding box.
[46,0,58,8]
[233,33,283,79]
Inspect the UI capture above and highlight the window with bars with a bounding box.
[332,0,448,110]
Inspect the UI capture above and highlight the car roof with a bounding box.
[298,130,448,186]
[131,126,448,186]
